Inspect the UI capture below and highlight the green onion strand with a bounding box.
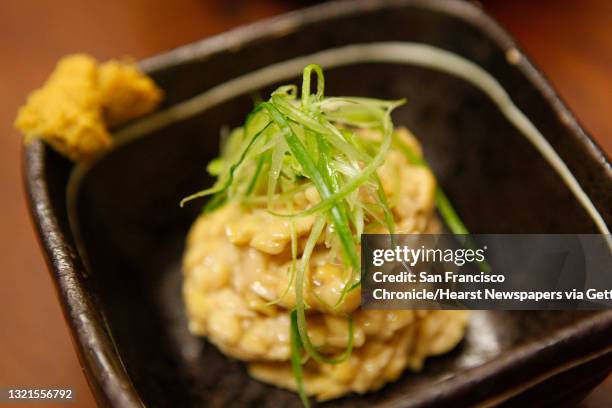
[290,310,310,408]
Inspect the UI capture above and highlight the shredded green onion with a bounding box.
[290,310,310,408]
[182,64,472,405]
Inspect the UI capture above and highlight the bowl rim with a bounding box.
[22,0,612,407]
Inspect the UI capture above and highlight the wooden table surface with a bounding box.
[0,1,610,407]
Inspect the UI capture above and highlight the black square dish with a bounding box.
[24,0,612,407]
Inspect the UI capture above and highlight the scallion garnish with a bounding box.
[290,310,310,408]
[182,64,471,403]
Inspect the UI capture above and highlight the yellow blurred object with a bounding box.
[15,54,163,161]
[98,59,163,127]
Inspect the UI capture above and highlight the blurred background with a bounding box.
[0,0,610,406]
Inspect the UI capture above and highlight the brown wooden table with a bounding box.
[0,1,609,406]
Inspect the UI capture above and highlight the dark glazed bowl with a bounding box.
[24,0,612,407]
